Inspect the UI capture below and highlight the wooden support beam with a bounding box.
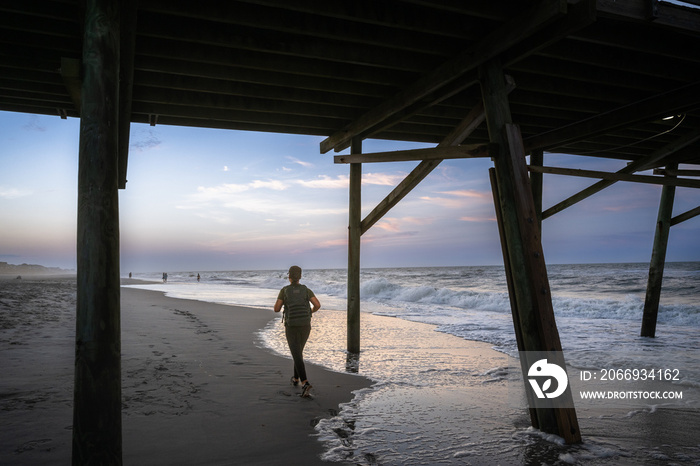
[530,149,544,229]
[641,163,678,338]
[361,159,439,235]
[118,0,137,190]
[524,80,700,152]
[73,0,122,464]
[58,2,135,191]
[489,167,539,429]
[528,165,700,188]
[358,102,489,234]
[60,57,82,114]
[654,168,700,177]
[540,129,700,219]
[334,144,490,164]
[440,79,512,146]
[671,205,700,226]
[480,59,580,444]
[357,80,515,235]
[320,0,567,153]
[597,0,700,33]
[500,0,597,67]
[597,0,660,21]
[339,77,483,150]
[326,0,593,153]
[347,138,362,355]
[656,144,700,168]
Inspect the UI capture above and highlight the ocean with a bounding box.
[126,262,700,464]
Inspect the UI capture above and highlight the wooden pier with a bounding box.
[2,0,700,460]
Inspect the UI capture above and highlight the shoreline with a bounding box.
[120,286,374,465]
[0,277,372,465]
[2,275,699,464]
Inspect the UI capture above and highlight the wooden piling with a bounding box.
[530,149,544,229]
[641,163,678,337]
[347,138,362,354]
[73,0,123,463]
[489,167,539,429]
[480,59,580,444]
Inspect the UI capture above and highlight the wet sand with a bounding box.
[261,300,700,464]
[0,276,371,465]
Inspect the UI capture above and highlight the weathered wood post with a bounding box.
[530,149,544,229]
[73,0,123,463]
[641,162,678,337]
[347,137,362,354]
[489,167,539,429]
[480,58,580,443]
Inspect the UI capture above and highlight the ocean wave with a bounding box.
[358,277,511,313]
[333,276,700,329]
[130,266,700,330]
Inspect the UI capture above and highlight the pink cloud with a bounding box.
[459,216,496,222]
[438,189,490,200]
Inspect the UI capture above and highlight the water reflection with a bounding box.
[345,351,360,374]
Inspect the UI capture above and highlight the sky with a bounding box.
[1,110,699,272]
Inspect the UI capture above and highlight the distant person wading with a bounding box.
[274,266,320,397]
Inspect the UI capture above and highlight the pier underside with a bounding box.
[2,0,700,460]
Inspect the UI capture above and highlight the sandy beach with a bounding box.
[0,275,371,465]
[2,273,700,465]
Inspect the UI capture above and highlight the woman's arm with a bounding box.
[273,299,284,313]
[310,296,321,313]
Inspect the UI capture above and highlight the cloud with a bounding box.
[250,179,288,190]
[194,183,251,199]
[419,188,491,209]
[0,187,32,199]
[437,189,490,200]
[601,205,634,213]
[286,156,314,168]
[460,216,496,222]
[419,196,466,209]
[600,197,653,213]
[180,178,346,219]
[192,225,349,257]
[223,166,229,172]
[130,129,162,152]
[314,238,347,248]
[23,115,46,132]
[375,218,401,232]
[374,216,434,233]
[294,172,405,189]
[295,206,348,216]
[402,217,434,225]
[296,175,349,189]
[193,179,289,199]
[362,230,420,244]
[363,173,405,186]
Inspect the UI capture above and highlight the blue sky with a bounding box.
[1,110,698,272]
